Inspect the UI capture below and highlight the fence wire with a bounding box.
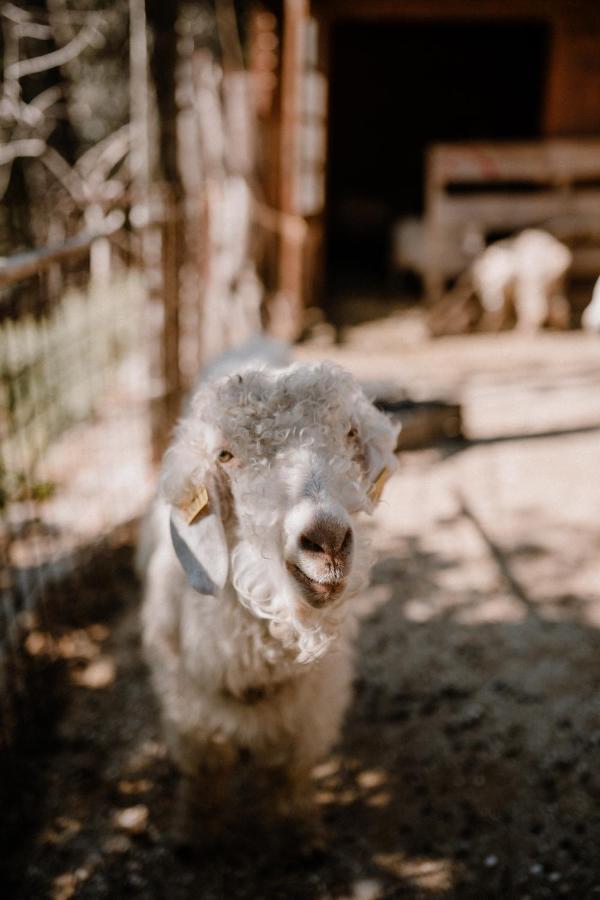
[0,0,269,749]
[0,261,154,746]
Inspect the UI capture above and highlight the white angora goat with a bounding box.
[140,360,398,844]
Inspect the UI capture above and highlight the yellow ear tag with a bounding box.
[180,483,209,525]
[369,467,390,503]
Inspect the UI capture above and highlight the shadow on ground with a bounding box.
[2,521,600,900]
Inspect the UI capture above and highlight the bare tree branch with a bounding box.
[0,137,46,166]
[76,124,130,180]
[2,3,32,25]
[15,22,54,41]
[215,0,245,72]
[3,15,21,108]
[129,0,150,188]
[0,4,126,218]
[22,85,63,127]
[0,87,63,129]
[29,85,63,113]
[5,23,102,80]
[39,145,85,203]
[0,213,124,289]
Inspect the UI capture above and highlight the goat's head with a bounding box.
[161,362,399,659]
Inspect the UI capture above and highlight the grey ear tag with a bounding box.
[169,485,229,595]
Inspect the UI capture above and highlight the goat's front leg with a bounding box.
[171,739,237,850]
[267,761,326,852]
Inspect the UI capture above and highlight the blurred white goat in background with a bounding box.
[582,275,600,333]
[472,229,572,332]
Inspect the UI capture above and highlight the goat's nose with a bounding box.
[299,519,353,560]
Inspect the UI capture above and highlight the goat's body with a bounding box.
[139,357,398,840]
[472,229,572,332]
[141,501,354,781]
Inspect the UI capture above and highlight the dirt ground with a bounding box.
[3,314,600,899]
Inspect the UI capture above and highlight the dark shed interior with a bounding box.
[326,20,551,294]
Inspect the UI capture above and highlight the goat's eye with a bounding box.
[347,425,358,440]
[217,449,234,463]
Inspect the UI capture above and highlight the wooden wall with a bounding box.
[266,0,600,325]
[313,0,600,137]
[545,8,600,135]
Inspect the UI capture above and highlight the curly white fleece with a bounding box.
[140,361,398,779]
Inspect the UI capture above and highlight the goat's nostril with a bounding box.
[299,523,353,558]
[300,535,324,554]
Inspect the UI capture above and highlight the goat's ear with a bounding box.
[353,392,400,502]
[168,479,229,594]
[161,426,229,594]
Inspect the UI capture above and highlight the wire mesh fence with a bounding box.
[0,249,154,746]
[0,0,282,750]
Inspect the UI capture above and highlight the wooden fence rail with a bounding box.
[0,214,124,291]
[424,138,600,302]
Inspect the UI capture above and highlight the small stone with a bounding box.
[71,657,115,689]
[529,863,544,876]
[352,879,382,900]
[113,805,149,834]
[357,769,387,789]
[103,834,132,854]
[549,872,561,882]
[118,779,152,795]
[484,855,498,867]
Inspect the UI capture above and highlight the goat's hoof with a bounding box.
[170,819,225,858]
[284,816,329,862]
[170,831,225,861]
[169,823,197,857]
[171,837,197,863]
[303,826,328,859]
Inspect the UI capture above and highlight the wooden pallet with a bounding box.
[424,139,600,302]
[376,398,464,450]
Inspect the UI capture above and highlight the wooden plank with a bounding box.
[425,140,600,301]
[429,140,600,186]
[437,190,600,230]
[376,399,464,450]
[276,0,310,339]
[313,0,562,23]
[0,219,122,290]
[545,15,600,136]
[570,246,600,277]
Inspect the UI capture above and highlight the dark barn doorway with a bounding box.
[325,19,551,300]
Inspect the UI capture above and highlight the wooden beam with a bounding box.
[425,139,600,301]
[437,192,600,230]
[146,0,184,459]
[428,140,600,186]
[544,11,600,136]
[312,0,563,22]
[0,219,122,290]
[277,0,309,339]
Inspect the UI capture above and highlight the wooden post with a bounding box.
[424,145,446,306]
[145,0,183,460]
[160,185,182,432]
[276,0,309,339]
[0,223,121,288]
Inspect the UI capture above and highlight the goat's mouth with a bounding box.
[285,561,346,608]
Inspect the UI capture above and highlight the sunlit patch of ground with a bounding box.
[3,318,600,898]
